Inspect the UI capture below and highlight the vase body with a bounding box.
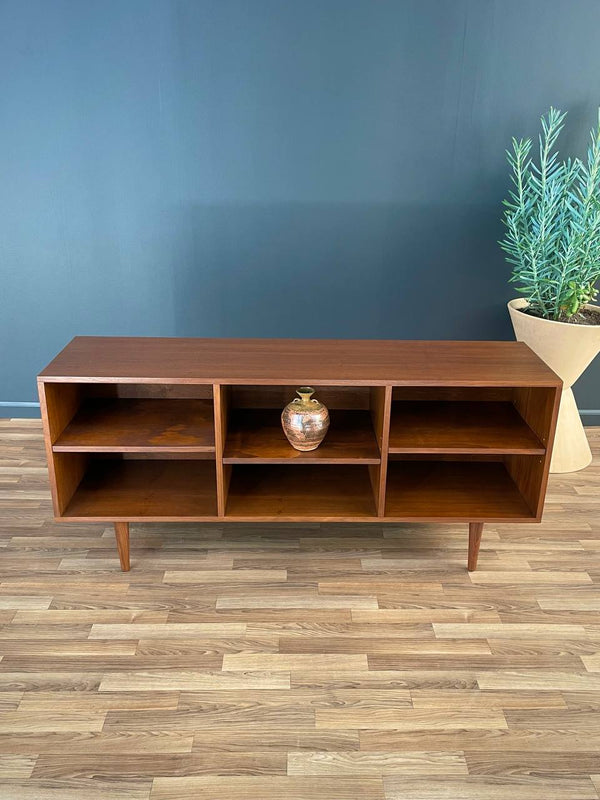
[508,298,600,472]
[281,387,330,451]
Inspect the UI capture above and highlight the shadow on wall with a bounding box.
[169,200,510,341]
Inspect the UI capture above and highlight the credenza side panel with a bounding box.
[506,386,561,518]
[38,380,87,516]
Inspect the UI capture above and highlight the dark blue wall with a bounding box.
[1,0,599,419]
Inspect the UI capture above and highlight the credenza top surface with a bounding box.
[38,336,561,386]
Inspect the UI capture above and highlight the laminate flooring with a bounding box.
[0,419,599,799]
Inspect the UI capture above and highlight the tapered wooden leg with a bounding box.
[114,522,130,572]
[468,522,483,572]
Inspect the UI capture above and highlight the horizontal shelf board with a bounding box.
[223,409,380,464]
[53,399,215,452]
[385,460,534,521]
[225,464,377,519]
[39,337,562,386]
[388,401,545,454]
[63,459,217,519]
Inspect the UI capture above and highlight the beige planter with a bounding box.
[508,298,600,473]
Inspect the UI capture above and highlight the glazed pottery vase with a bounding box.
[508,298,600,473]
[281,387,330,451]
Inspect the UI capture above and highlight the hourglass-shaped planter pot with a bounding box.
[508,298,600,473]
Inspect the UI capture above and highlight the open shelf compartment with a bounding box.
[385,458,536,521]
[54,398,215,452]
[221,384,383,465]
[62,457,218,520]
[224,408,380,463]
[389,401,545,454]
[388,387,548,455]
[46,383,215,453]
[225,464,377,520]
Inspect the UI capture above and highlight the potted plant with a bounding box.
[501,108,600,472]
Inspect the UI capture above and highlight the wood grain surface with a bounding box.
[223,409,381,464]
[53,399,215,453]
[0,418,598,799]
[38,337,561,386]
[38,339,561,539]
[388,401,545,454]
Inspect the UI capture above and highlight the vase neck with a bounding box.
[296,386,315,402]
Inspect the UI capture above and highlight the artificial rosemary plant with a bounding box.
[500,107,600,320]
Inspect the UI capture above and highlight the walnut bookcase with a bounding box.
[38,337,561,572]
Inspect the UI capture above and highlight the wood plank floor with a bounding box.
[0,418,599,799]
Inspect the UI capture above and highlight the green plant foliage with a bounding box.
[500,107,600,320]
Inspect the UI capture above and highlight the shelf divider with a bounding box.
[214,384,231,517]
[369,385,392,516]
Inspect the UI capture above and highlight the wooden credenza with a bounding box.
[38,337,561,572]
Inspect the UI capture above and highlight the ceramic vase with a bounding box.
[508,298,600,472]
[281,387,330,451]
